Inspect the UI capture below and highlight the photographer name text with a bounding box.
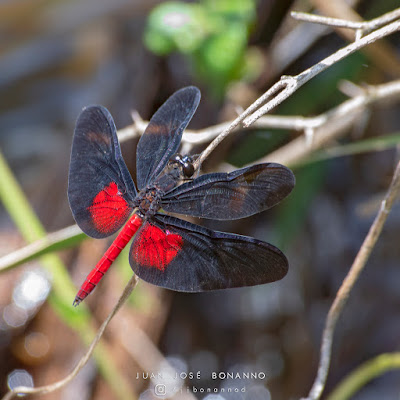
[135,371,267,380]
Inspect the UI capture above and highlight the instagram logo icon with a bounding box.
[154,384,166,396]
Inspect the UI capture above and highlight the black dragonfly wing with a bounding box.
[129,214,288,292]
[68,105,136,238]
[136,86,201,190]
[161,163,295,220]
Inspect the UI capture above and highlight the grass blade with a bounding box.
[0,150,134,400]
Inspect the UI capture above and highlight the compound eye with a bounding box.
[182,155,193,164]
[183,162,195,178]
[169,153,182,165]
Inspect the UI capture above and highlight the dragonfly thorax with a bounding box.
[134,154,195,218]
[135,187,163,218]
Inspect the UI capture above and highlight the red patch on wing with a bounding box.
[132,224,183,271]
[88,182,130,234]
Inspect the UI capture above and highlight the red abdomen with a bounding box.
[73,214,143,306]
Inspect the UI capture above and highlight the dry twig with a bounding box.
[241,18,400,128]
[115,323,197,400]
[302,160,400,400]
[2,275,138,400]
[265,80,400,166]
[310,1,400,76]
[116,80,400,171]
[292,8,400,36]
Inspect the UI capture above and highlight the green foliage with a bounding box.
[144,0,259,97]
[144,2,208,54]
[0,150,133,400]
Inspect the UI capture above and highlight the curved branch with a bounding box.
[2,275,138,400]
[301,160,400,400]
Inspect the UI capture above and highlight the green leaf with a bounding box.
[194,21,248,97]
[144,2,208,54]
[203,22,247,75]
[203,0,256,21]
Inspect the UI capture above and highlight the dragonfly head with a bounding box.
[169,153,194,178]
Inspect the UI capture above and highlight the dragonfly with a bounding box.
[68,86,295,306]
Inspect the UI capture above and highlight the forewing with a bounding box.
[129,214,288,292]
[161,163,295,220]
[68,105,137,238]
[136,86,201,190]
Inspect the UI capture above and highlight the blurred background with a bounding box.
[0,0,400,399]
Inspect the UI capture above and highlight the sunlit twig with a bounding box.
[265,80,400,166]
[242,18,400,127]
[309,1,400,75]
[292,7,400,36]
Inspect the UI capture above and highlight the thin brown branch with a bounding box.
[291,11,366,30]
[292,8,400,34]
[2,275,138,400]
[301,160,400,400]
[242,18,400,127]
[113,79,400,171]
[310,1,400,76]
[193,81,289,170]
[264,80,400,166]
[364,7,400,32]
[267,0,362,76]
